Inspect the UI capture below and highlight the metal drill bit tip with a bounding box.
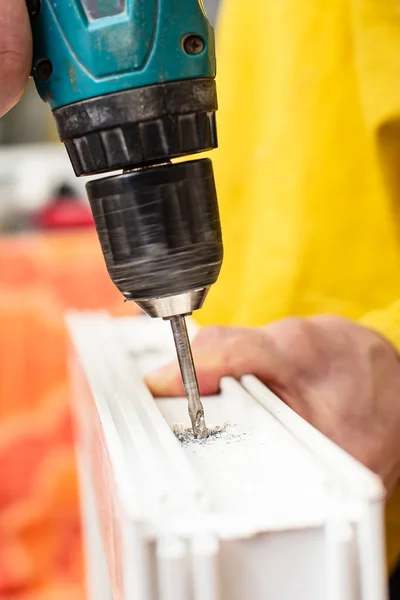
[169,315,208,439]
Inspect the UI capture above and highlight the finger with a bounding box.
[0,0,32,117]
[146,326,286,397]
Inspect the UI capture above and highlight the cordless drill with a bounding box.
[27,0,223,438]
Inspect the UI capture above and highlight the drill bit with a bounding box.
[169,316,208,439]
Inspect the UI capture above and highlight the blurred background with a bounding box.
[0,2,219,598]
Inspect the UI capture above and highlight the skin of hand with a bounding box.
[0,1,32,118]
[147,316,400,493]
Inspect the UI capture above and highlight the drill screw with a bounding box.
[182,34,205,55]
[35,59,53,81]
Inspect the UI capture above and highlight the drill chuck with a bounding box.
[53,79,218,177]
[86,158,223,312]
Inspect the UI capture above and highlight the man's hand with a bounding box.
[0,1,32,117]
[147,316,400,493]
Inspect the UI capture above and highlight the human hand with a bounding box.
[147,316,400,493]
[0,1,32,117]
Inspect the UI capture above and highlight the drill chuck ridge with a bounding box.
[53,79,218,177]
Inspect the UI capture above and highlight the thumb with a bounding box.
[0,1,32,117]
[146,326,286,397]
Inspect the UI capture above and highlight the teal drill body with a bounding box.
[31,0,216,109]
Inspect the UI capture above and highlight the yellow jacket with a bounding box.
[199,0,400,572]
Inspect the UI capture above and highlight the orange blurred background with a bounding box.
[0,230,136,600]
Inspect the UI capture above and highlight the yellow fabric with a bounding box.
[199,0,400,572]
